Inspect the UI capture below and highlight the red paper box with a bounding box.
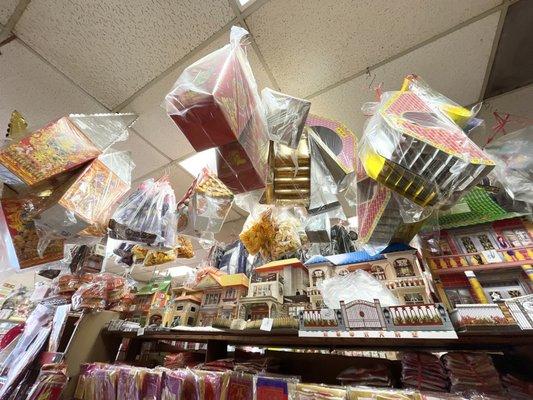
[165,26,267,152]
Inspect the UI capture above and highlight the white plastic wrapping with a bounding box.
[319,269,400,309]
[359,76,494,213]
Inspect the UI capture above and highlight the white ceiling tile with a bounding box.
[247,0,501,97]
[14,0,235,108]
[471,84,533,146]
[310,12,500,139]
[0,0,18,25]
[123,26,272,160]
[0,39,105,130]
[113,132,169,180]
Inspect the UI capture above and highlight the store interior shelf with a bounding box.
[101,328,533,351]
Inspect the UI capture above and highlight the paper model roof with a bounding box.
[219,273,249,288]
[306,243,415,267]
[256,258,307,271]
[174,294,202,304]
[437,187,525,229]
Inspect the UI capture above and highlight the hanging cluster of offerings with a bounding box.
[0,22,532,400]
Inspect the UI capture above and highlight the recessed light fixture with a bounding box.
[237,0,255,9]
[179,148,217,177]
[238,0,252,5]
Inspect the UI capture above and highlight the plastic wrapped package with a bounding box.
[401,352,449,392]
[93,367,117,400]
[197,370,226,400]
[306,115,357,192]
[254,374,299,400]
[483,126,532,205]
[117,366,141,400]
[139,369,163,400]
[64,241,106,274]
[224,371,254,400]
[0,113,136,193]
[262,88,311,149]
[355,161,429,254]
[56,273,81,294]
[319,270,400,309]
[305,213,331,243]
[359,78,494,210]
[144,248,177,267]
[240,207,302,260]
[261,132,311,207]
[337,363,393,388]
[71,281,107,311]
[109,177,177,247]
[47,304,71,353]
[0,196,64,270]
[26,363,68,400]
[442,352,504,397]
[165,26,269,194]
[34,150,134,249]
[217,241,250,275]
[0,304,53,398]
[177,168,234,235]
[294,384,346,400]
[501,373,533,400]
[345,386,415,400]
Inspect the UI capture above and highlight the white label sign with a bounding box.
[260,318,273,331]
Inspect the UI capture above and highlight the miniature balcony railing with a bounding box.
[385,303,447,327]
[385,277,426,290]
[426,246,533,271]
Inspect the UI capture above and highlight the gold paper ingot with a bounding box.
[7,110,28,142]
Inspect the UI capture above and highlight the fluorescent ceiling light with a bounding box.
[238,0,252,5]
[179,148,217,177]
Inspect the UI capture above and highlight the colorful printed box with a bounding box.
[0,113,135,193]
[0,197,64,269]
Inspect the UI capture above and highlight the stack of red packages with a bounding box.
[442,352,505,397]
[501,374,533,400]
[196,359,235,372]
[70,273,127,311]
[337,362,393,388]
[26,363,68,400]
[163,352,200,370]
[401,352,449,392]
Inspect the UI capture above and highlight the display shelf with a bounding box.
[101,327,533,351]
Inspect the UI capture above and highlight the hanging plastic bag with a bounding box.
[108,177,177,248]
[483,126,532,205]
[0,113,136,193]
[262,88,311,149]
[177,168,234,236]
[359,76,494,213]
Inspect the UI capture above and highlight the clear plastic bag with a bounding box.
[483,126,532,205]
[71,281,107,311]
[359,76,494,212]
[254,374,299,400]
[306,115,357,192]
[319,269,400,309]
[262,88,311,149]
[177,168,234,235]
[165,26,269,194]
[109,177,177,247]
[34,150,134,254]
[116,366,141,400]
[239,206,302,260]
[0,113,136,193]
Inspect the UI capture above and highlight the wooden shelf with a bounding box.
[102,328,533,351]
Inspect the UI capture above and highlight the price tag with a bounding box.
[137,327,145,336]
[260,318,273,332]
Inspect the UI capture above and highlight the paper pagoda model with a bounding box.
[422,187,533,332]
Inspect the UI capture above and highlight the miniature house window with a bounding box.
[445,288,474,308]
[404,293,424,305]
[172,317,181,326]
[187,317,194,326]
[176,305,184,311]
[225,288,236,299]
[477,234,496,251]
[504,229,533,247]
[205,293,220,305]
[371,265,386,280]
[312,269,326,286]
[190,306,196,312]
[393,258,415,277]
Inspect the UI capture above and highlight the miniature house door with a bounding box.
[480,280,528,303]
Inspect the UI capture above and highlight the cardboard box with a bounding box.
[37,152,132,237]
[166,34,267,152]
[0,114,135,193]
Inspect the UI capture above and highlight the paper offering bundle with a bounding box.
[108,177,177,248]
[177,168,234,235]
[359,76,494,209]
[0,113,136,193]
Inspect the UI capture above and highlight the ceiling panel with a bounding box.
[310,12,500,139]
[0,39,105,130]
[247,0,501,98]
[122,26,274,160]
[0,0,18,25]
[14,0,235,108]
[471,83,533,146]
[112,131,169,180]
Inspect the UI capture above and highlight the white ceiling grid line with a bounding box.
[246,0,502,98]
